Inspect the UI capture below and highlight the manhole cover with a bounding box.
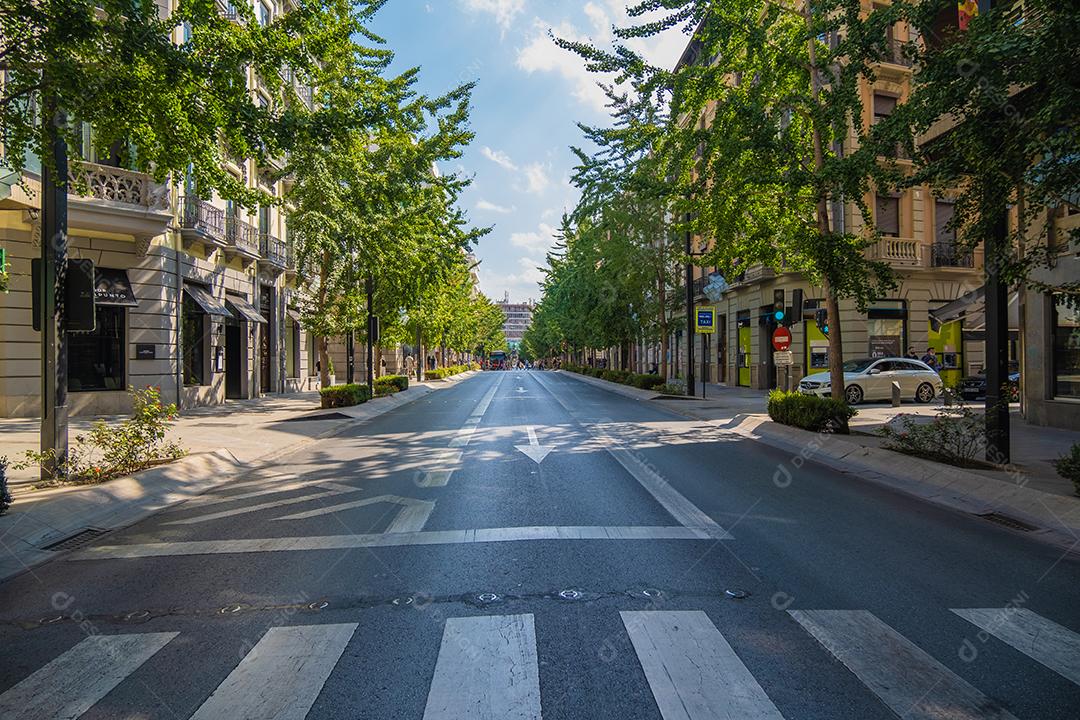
[308,601,329,611]
[558,589,582,601]
[124,610,151,622]
[476,592,501,604]
[219,605,245,614]
[725,589,750,599]
[391,596,414,607]
[42,528,109,552]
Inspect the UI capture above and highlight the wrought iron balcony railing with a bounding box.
[178,197,225,243]
[878,37,913,68]
[259,232,287,268]
[225,215,259,256]
[931,241,975,268]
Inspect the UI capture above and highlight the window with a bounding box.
[182,292,206,386]
[872,93,897,124]
[934,200,956,244]
[257,0,272,26]
[1053,296,1080,399]
[68,306,125,392]
[875,193,901,236]
[307,332,318,376]
[286,315,299,379]
[868,300,907,358]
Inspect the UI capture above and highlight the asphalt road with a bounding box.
[1,370,1078,719]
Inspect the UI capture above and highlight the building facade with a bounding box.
[0,0,321,418]
[497,293,534,351]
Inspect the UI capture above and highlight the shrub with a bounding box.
[14,386,186,487]
[629,373,666,390]
[768,390,856,434]
[602,368,631,384]
[320,383,371,408]
[0,456,11,515]
[878,405,986,466]
[374,374,409,396]
[1053,443,1080,496]
[657,382,685,396]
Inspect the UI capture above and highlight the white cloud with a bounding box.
[477,199,516,214]
[478,257,547,304]
[510,222,557,255]
[522,162,551,194]
[461,0,525,32]
[481,146,518,171]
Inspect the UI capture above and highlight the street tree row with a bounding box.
[525,0,1078,398]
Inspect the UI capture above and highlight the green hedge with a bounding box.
[767,390,856,433]
[320,383,372,408]
[374,374,409,396]
[562,363,666,392]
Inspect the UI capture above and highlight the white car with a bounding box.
[798,357,942,405]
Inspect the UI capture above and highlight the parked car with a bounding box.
[798,357,943,405]
[959,363,1020,401]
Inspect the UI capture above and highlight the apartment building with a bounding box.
[650,2,988,394]
[497,293,534,350]
[0,0,319,418]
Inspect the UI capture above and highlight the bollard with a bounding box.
[891,380,902,407]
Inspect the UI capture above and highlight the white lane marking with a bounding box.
[590,424,730,539]
[191,477,316,506]
[0,632,178,720]
[515,424,555,464]
[420,450,464,487]
[423,614,541,720]
[529,372,729,539]
[78,525,713,559]
[449,379,501,449]
[622,611,785,720]
[274,494,435,532]
[190,623,356,720]
[166,483,362,525]
[952,608,1080,686]
[790,610,1019,720]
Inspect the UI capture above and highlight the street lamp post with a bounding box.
[685,221,695,397]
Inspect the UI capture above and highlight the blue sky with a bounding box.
[369,1,688,303]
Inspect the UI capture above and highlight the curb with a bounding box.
[563,370,1080,554]
[0,376,473,583]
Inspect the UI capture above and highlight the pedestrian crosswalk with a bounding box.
[2,608,1077,719]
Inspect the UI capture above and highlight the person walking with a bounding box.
[921,348,941,371]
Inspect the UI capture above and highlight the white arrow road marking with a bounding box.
[166,483,362,525]
[275,494,435,533]
[516,386,527,393]
[515,425,555,464]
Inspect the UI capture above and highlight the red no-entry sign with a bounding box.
[772,326,792,352]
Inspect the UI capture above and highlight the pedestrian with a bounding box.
[921,348,940,371]
[906,347,919,360]
[405,355,416,377]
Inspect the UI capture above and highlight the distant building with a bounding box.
[497,292,534,350]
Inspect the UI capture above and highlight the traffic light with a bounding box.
[815,307,830,337]
[772,289,786,323]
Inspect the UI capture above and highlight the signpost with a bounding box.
[772,328,793,390]
[772,326,792,352]
[695,306,716,333]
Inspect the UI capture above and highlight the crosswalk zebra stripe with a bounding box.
[423,614,541,720]
[790,609,1019,720]
[0,632,177,720]
[622,611,785,720]
[952,608,1080,686]
[189,623,357,720]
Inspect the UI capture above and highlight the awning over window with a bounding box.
[286,306,302,323]
[94,268,139,307]
[183,284,233,318]
[929,285,1018,332]
[226,295,267,324]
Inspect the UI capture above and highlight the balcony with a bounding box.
[178,196,226,252]
[63,161,173,242]
[285,240,298,279]
[224,215,260,263]
[931,241,975,269]
[258,231,287,272]
[873,37,913,77]
[866,236,924,268]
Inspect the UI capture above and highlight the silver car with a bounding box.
[798,357,942,405]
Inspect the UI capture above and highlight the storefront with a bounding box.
[1052,295,1080,400]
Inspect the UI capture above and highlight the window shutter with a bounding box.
[935,201,955,244]
[876,195,900,236]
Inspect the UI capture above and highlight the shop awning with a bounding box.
[286,306,302,323]
[183,284,233,318]
[225,295,267,324]
[929,285,1018,332]
[94,268,139,307]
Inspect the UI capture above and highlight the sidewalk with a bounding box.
[0,372,479,582]
[561,370,1080,551]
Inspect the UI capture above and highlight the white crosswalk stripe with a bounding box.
[0,632,177,720]
[953,608,1080,686]
[166,483,362,525]
[423,614,542,720]
[622,610,785,720]
[790,609,1020,720]
[190,623,357,720]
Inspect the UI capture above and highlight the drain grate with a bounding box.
[978,512,1037,533]
[283,412,350,422]
[42,528,109,552]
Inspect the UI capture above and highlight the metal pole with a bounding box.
[416,322,423,382]
[685,222,695,397]
[365,274,374,393]
[346,331,354,384]
[40,103,69,481]
[985,210,1010,464]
